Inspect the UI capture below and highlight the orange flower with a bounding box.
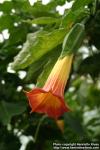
[25,55,73,119]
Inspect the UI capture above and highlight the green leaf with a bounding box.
[86,9,100,49]
[52,0,66,5]
[83,108,100,138]
[88,87,100,108]
[64,112,85,136]
[78,53,100,77]
[25,17,60,25]
[61,23,85,57]
[25,54,48,83]
[61,9,85,28]
[0,15,14,31]
[72,0,93,11]
[36,47,61,87]
[6,25,28,46]
[29,1,59,17]
[0,101,27,125]
[0,1,13,13]
[61,0,93,27]
[37,60,55,87]
[25,48,59,83]
[11,28,66,70]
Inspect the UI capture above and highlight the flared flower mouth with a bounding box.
[25,55,73,119]
[26,88,70,119]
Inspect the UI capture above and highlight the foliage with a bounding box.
[0,0,100,149]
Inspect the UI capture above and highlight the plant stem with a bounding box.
[34,115,47,143]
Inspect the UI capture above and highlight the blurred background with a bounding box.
[0,0,100,150]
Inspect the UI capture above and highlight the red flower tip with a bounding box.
[25,88,70,119]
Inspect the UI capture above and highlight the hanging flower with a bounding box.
[25,55,73,119]
[25,23,85,119]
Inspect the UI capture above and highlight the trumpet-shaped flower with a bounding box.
[25,55,73,119]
